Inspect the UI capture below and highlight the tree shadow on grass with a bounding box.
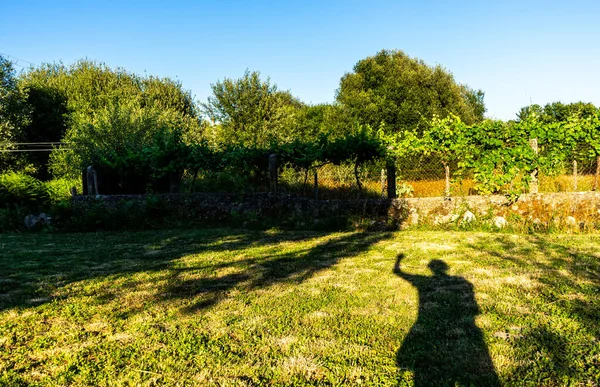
[466,235,600,383]
[159,231,392,313]
[0,228,332,312]
[0,229,391,316]
[467,234,600,329]
[394,254,500,387]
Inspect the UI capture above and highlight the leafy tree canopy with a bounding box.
[15,60,203,178]
[202,70,304,147]
[0,55,30,172]
[335,49,486,133]
[517,101,598,123]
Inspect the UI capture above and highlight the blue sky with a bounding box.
[1,0,599,120]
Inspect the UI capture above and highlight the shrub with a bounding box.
[45,178,79,203]
[0,172,50,211]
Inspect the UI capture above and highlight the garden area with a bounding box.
[1,229,598,385]
[2,48,600,386]
[3,51,600,218]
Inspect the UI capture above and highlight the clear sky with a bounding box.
[1,0,599,120]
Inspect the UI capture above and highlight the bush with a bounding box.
[45,178,79,203]
[0,172,50,211]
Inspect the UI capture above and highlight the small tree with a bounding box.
[202,70,303,147]
[320,125,387,196]
[422,115,468,196]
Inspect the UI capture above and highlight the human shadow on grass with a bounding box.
[394,254,500,387]
[159,231,391,313]
[0,229,328,312]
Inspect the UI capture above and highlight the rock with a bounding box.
[494,216,508,229]
[38,213,51,225]
[434,213,459,225]
[565,216,577,228]
[24,213,52,229]
[24,214,38,229]
[408,212,419,226]
[462,210,476,223]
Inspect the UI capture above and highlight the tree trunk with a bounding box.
[354,161,363,197]
[313,170,318,200]
[529,138,539,194]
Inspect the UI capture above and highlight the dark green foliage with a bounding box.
[15,60,201,179]
[0,56,30,172]
[517,101,598,123]
[6,53,600,204]
[336,49,486,134]
[19,84,70,180]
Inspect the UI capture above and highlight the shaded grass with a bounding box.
[1,229,599,385]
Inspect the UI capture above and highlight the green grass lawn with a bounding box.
[1,229,599,386]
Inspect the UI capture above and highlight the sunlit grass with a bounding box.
[1,229,599,385]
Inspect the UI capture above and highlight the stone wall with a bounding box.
[393,192,600,229]
[72,191,600,230]
[71,193,396,229]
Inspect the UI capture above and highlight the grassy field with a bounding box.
[1,229,599,386]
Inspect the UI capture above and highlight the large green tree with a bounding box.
[517,101,598,123]
[16,60,202,178]
[202,70,304,147]
[336,49,486,133]
[0,55,29,172]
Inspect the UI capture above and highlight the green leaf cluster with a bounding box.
[336,49,486,134]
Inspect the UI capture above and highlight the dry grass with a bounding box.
[281,161,600,198]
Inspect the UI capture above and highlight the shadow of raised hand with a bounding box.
[394,254,500,386]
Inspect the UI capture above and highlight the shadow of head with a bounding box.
[428,259,449,276]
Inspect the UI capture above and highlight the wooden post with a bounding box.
[594,156,600,191]
[444,163,451,197]
[313,170,318,200]
[573,160,578,192]
[386,160,397,199]
[269,154,278,193]
[529,138,539,194]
